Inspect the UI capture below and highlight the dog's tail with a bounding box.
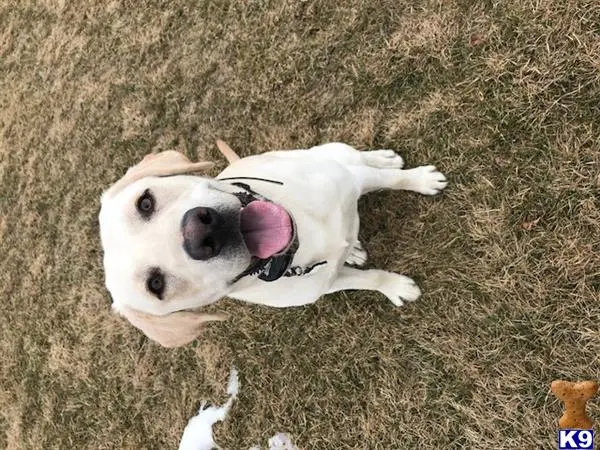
[216,139,241,164]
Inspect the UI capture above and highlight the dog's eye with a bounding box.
[146,269,165,299]
[136,189,155,218]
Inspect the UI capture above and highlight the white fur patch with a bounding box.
[178,368,238,450]
[249,433,298,450]
[178,368,298,450]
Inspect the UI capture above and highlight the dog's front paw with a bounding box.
[409,165,448,195]
[379,273,421,306]
[363,149,404,169]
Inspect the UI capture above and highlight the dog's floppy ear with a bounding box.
[117,305,226,348]
[215,139,241,164]
[103,150,214,200]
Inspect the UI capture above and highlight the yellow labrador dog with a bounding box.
[99,143,447,347]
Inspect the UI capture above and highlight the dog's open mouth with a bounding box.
[240,200,293,259]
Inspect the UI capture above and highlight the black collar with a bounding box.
[232,234,300,283]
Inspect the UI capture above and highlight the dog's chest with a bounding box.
[250,172,358,275]
[221,156,360,306]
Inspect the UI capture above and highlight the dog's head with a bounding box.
[99,150,293,347]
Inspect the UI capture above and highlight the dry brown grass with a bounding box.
[2,0,600,448]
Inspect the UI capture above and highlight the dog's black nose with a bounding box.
[181,207,223,260]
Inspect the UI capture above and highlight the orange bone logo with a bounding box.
[551,380,598,429]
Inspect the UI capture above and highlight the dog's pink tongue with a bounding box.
[240,201,292,259]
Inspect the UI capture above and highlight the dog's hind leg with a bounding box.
[360,149,405,169]
[327,266,421,306]
[345,240,367,267]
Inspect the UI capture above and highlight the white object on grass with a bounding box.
[178,368,298,450]
[249,432,299,450]
[266,433,298,449]
[178,368,239,450]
